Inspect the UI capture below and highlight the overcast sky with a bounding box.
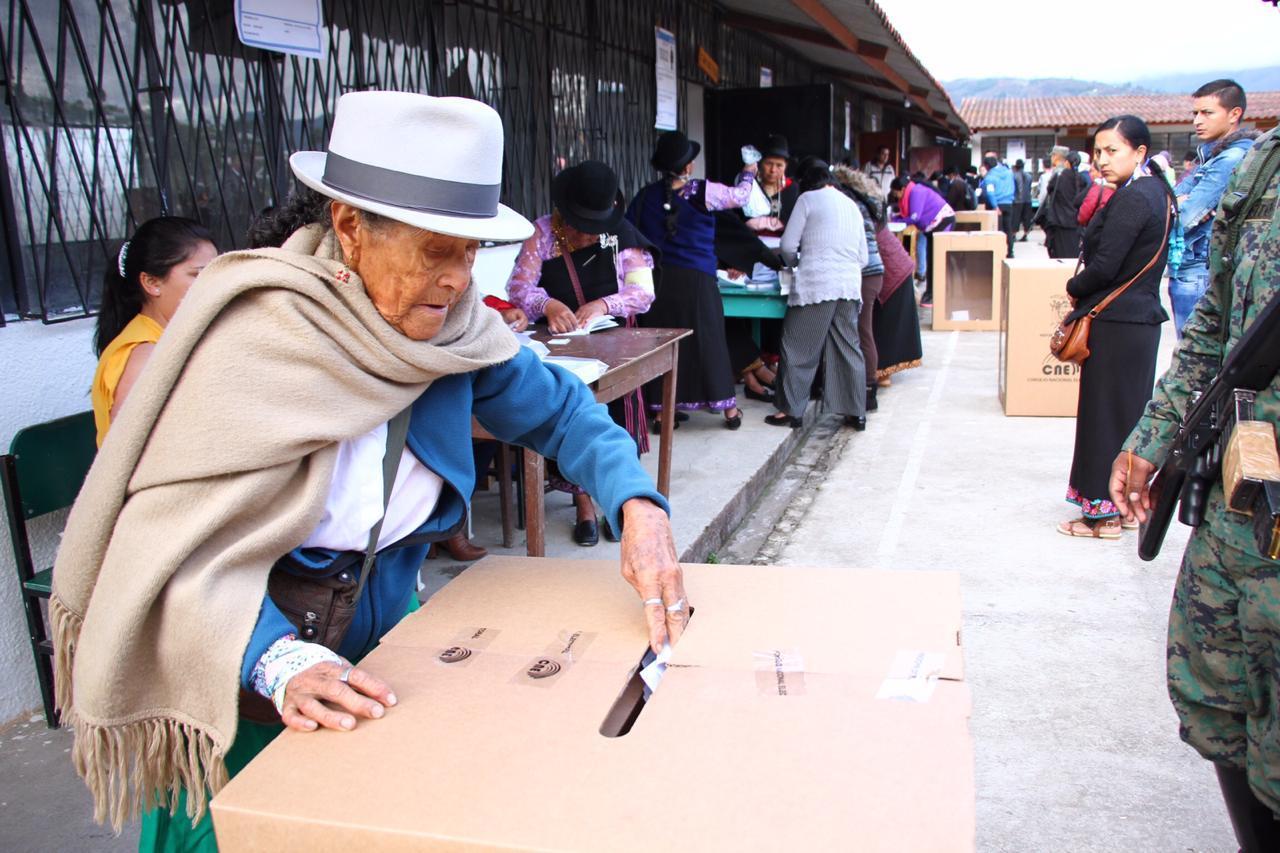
[873,0,1280,83]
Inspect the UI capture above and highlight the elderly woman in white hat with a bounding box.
[50,92,687,850]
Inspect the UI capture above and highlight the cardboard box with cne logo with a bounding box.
[999,258,1082,417]
[211,557,974,851]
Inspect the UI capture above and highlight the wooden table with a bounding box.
[474,327,691,556]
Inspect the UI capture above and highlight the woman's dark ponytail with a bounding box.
[95,216,214,356]
[661,171,681,238]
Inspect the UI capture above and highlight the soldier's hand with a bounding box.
[1110,451,1157,524]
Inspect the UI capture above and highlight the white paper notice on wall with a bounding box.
[654,27,678,131]
[760,66,773,88]
[235,0,325,61]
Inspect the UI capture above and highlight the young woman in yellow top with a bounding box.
[91,217,217,445]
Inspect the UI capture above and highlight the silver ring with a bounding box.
[338,665,354,684]
[643,597,664,607]
[666,598,686,613]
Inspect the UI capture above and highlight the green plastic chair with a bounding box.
[1,411,96,727]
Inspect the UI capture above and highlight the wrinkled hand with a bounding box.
[618,498,688,653]
[1109,451,1157,524]
[725,268,747,281]
[545,299,579,334]
[280,660,397,733]
[502,307,529,332]
[574,299,608,327]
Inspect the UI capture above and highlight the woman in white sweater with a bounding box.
[766,160,870,429]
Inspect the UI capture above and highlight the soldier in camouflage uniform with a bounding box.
[1111,127,1280,850]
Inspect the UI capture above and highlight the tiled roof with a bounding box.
[960,92,1280,131]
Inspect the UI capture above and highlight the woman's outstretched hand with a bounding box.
[281,660,397,732]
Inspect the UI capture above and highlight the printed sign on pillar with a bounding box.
[234,0,325,60]
[654,27,678,131]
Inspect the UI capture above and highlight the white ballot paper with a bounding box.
[639,642,674,698]
[543,356,608,385]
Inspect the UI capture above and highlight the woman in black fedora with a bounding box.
[626,129,756,429]
[507,160,659,545]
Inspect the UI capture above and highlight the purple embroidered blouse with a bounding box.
[506,215,656,321]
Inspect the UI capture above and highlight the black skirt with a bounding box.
[641,265,737,410]
[1067,319,1161,516]
[872,277,923,379]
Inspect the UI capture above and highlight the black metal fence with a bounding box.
[0,0,858,322]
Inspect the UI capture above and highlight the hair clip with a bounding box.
[598,233,619,252]
[117,241,131,278]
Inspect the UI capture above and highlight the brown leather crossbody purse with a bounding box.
[240,407,411,723]
[1050,199,1172,365]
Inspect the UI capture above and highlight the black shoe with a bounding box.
[844,416,867,431]
[764,413,802,429]
[743,385,774,403]
[866,387,878,412]
[601,516,618,542]
[723,411,742,430]
[651,416,681,434]
[573,517,599,546]
[675,411,689,422]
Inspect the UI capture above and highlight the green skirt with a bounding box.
[138,595,421,852]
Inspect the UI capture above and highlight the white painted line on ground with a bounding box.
[876,331,959,560]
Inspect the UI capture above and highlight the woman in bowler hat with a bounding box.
[506,160,659,545]
[626,130,756,429]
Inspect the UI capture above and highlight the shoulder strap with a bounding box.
[554,232,589,309]
[1216,132,1280,346]
[1086,190,1172,320]
[353,406,412,604]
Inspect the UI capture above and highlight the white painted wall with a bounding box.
[0,317,98,724]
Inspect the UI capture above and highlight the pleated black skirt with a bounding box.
[1067,319,1161,517]
[872,277,923,380]
[641,265,737,411]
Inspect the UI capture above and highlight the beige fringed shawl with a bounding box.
[50,224,518,829]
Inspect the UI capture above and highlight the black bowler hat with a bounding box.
[551,160,625,235]
[651,130,701,174]
[761,134,790,160]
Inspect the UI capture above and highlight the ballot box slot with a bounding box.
[599,607,695,738]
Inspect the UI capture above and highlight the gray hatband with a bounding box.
[322,151,500,218]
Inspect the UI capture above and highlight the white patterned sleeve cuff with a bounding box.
[250,634,344,712]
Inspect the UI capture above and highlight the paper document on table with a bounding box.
[514,332,550,357]
[543,357,608,385]
[555,316,619,336]
[639,642,673,698]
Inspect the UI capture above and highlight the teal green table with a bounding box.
[718,280,786,345]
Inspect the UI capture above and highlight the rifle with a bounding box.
[1139,291,1280,561]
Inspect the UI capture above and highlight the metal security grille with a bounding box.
[0,0,851,323]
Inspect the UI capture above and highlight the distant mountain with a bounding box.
[1132,65,1280,94]
[945,66,1280,101]
[944,78,1153,100]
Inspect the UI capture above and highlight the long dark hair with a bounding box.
[96,217,214,356]
[1096,114,1179,216]
[659,170,684,238]
[246,187,390,249]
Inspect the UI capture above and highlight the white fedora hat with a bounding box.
[290,91,533,242]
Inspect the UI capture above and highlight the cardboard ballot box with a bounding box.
[953,209,999,233]
[999,258,1081,417]
[932,231,1006,331]
[212,557,973,852]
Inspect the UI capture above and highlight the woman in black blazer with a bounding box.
[1060,115,1175,539]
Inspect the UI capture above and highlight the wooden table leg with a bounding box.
[657,344,679,498]
[523,449,546,557]
[498,442,514,549]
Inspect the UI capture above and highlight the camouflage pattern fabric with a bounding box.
[1124,128,1280,809]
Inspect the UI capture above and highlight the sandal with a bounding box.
[1120,517,1139,531]
[1056,517,1121,540]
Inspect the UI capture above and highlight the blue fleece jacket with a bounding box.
[240,345,668,687]
[1174,131,1256,265]
[981,163,1015,209]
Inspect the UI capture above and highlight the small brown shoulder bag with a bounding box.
[1050,201,1171,365]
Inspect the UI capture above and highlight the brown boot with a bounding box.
[429,532,488,561]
